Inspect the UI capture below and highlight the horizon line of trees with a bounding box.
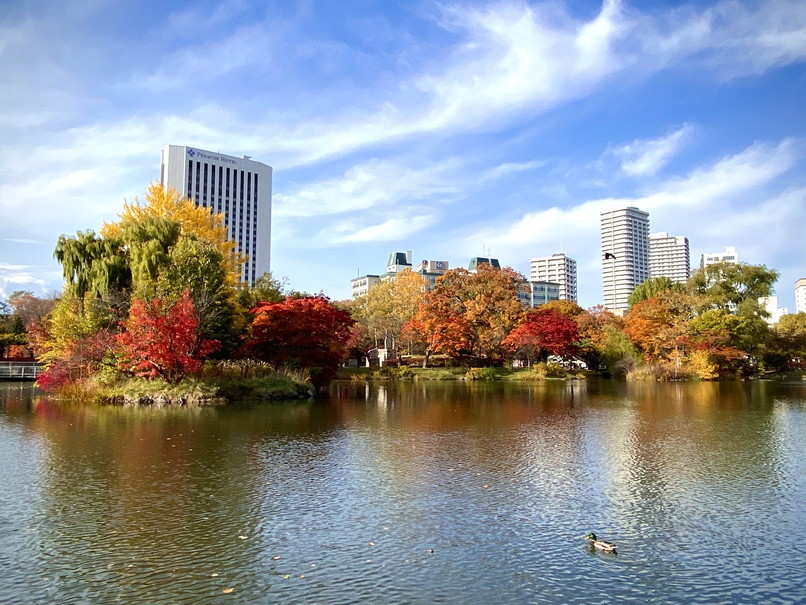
[3,184,805,386]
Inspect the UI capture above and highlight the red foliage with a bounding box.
[116,291,219,384]
[245,296,356,388]
[503,308,580,362]
[36,328,116,390]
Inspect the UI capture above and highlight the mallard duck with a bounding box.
[584,533,617,553]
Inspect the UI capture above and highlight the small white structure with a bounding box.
[700,246,738,269]
[795,278,806,314]
[759,296,788,326]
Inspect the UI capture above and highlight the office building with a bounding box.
[600,207,650,314]
[529,253,578,302]
[160,145,272,285]
[701,246,738,269]
[649,232,690,283]
[796,278,806,314]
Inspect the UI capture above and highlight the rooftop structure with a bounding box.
[701,246,738,269]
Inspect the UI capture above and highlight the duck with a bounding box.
[583,533,617,553]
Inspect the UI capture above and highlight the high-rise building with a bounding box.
[160,145,272,285]
[649,232,690,283]
[700,246,738,269]
[600,207,650,314]
[529,253,578,302]
[795,278,806,314]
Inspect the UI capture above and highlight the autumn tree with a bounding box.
[116,290,219,384]
[624,291,697,367]
[410,264,525,366]
[354,269,427,358]
[503,307,580,365]
[245,296,356,389]
[33,295,117,389]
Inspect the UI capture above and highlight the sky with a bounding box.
[1,0,805,310]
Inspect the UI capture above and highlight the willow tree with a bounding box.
[54,230,130,313]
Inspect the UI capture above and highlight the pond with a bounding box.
[1,378,805,604]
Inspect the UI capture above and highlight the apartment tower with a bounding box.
[160,145,272,285]
[529,253,578,302]
[649,232,690,283]
[600,207,650,314]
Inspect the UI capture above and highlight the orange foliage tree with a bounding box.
[408,264,525,366]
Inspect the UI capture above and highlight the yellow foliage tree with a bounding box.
[101,183,246,288]
[360,269,427,356]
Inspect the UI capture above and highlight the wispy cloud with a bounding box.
[609,124,697,177]
[330,214,436,244]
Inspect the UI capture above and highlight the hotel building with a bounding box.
[160,145,272,285]
[529,253,578,302]
[649,232,690,283]
[600,207,650,314]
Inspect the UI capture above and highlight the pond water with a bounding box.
[1,378,805,604]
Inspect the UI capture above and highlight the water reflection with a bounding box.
[1,379,805,604]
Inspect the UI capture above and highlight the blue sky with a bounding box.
[1,0,804,310]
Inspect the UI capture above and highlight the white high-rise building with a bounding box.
[601,207,650,314]
[700,246,738,269]
[649,232,690,283]
[160,145,272,285]
[529,253,577,302]
[795,278,806,314]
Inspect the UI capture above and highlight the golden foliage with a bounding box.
[101,183,246,287]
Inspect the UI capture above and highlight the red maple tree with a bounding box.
[116,290,219,383]
[503,308,580,365]
[245,296,356,388]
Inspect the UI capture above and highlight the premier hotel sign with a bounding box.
[186,148,237,166]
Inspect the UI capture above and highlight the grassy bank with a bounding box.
[337,362,586,382]
[50,361,315,406]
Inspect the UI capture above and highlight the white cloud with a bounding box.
[330,214,436,244]
[274,158,462,218]
[0,263,50,301]
[610,124,696,177]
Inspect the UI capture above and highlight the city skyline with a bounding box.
[1,0,805,310]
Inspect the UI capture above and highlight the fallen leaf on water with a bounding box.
[272,556,281,560]
[222,588,234,594]
[211,573,219,577]
[368,542,375,546]
[283,574,290,579]
[239,535,248,540]
[483,485,489,489]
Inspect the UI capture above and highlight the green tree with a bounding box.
[627,277,685,308]
[238,272,286,309]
